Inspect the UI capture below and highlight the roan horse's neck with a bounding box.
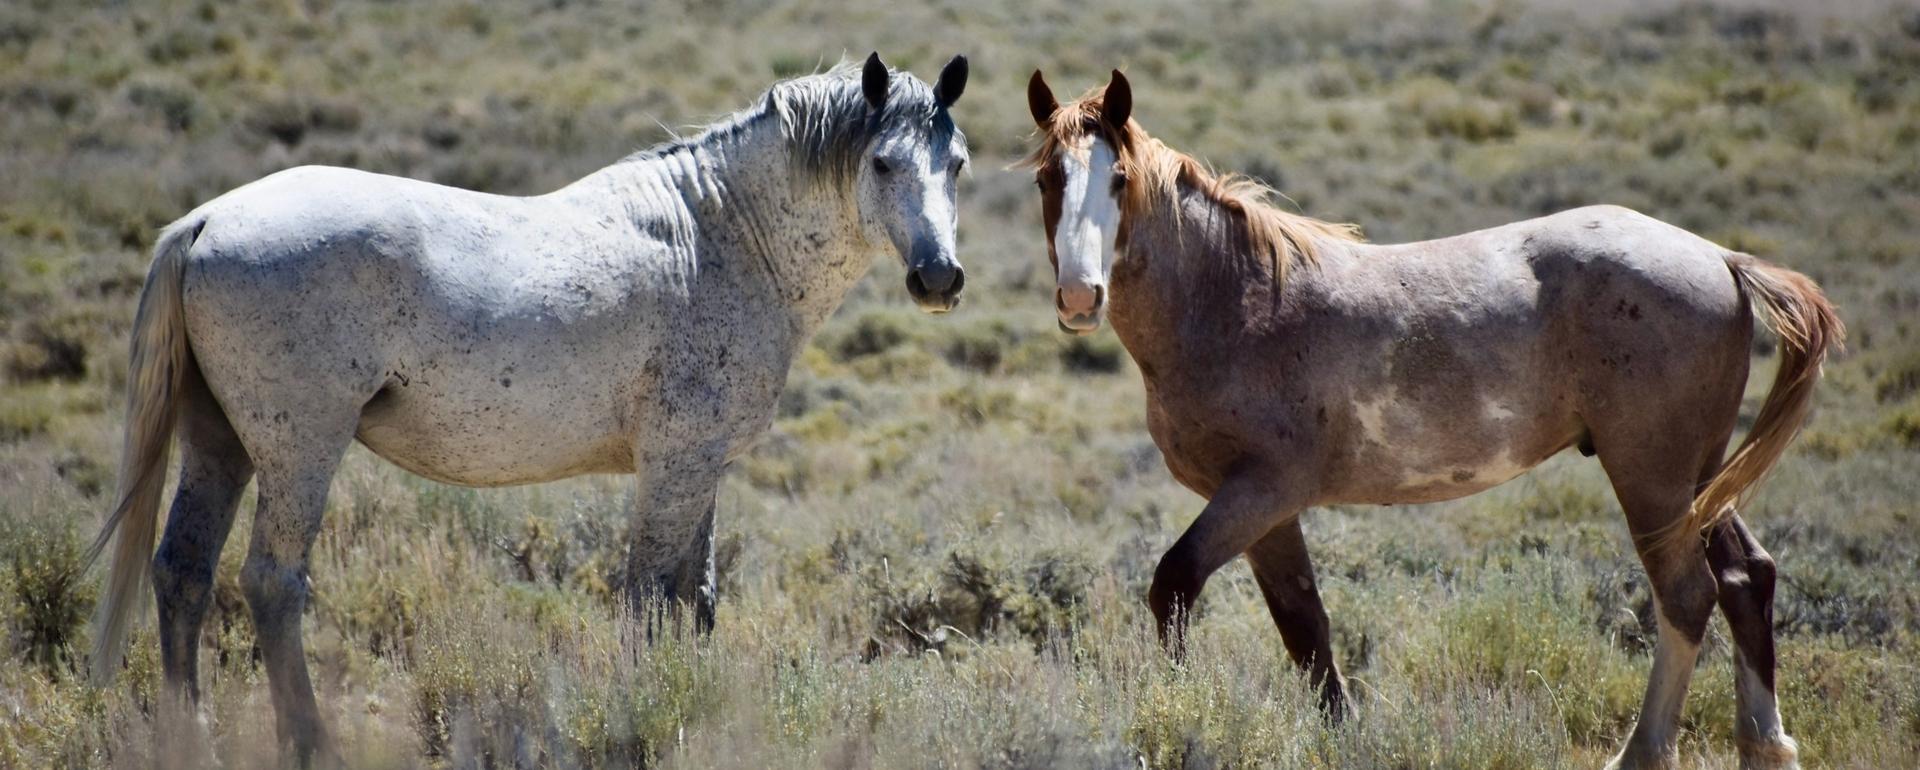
[562,121,875,337]
[1108,189,1326,372]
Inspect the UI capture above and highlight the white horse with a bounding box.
[86,53,970,760]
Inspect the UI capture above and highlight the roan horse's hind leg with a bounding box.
[1599,459,1720,770]
[1244,518,1349,719]
[1706,514,1799,769]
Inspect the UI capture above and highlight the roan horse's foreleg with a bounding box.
[1244,518,1349,719]
[1149,469,1309,659]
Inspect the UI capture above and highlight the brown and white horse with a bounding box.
[1024,70,1839,770]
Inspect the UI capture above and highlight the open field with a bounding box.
[3,0,1919,766]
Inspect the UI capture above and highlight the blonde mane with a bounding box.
[1024,86,1363,283]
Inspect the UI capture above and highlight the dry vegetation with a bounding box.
[4,0,1919,767]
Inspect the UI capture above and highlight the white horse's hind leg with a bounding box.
[235,410,357,764]
[153,366,254,707]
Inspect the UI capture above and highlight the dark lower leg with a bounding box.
[1707,515,1797,765]
[1244,520,1346,718]
[243,556,326,761]
[152,386,252,704]
[1146,472,1307,661]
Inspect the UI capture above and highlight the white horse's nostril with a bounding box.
[1056,287,1068,313]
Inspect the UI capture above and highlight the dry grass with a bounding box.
[4,0,1920,767]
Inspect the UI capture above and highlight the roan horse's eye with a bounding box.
[872,157,891,175]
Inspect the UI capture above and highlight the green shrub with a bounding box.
[1,513,96,673]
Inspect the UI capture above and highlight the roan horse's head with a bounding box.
[1024,69,1132,334]
[855,53,970,313]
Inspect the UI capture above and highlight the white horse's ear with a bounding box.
[863,52,889,110]
[1028,70,1058,128]
[1102,69,1132,135]
[934,55,968,108]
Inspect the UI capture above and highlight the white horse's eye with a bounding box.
[950,159,965,176]
[872,157,892,175]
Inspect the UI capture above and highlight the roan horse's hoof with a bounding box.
[1736,734,1800,770]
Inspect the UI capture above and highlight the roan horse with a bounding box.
[85,53,970,761]
[1024,70,1839,770]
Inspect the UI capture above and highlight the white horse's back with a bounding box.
[175,165,679,484]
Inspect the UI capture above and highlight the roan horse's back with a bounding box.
[1183,205,1757,506]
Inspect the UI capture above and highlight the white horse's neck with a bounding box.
[562,118,875,337]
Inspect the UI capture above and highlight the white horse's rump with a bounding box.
[87,54,971,761]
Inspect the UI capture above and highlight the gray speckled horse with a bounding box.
[1025,70,1841,770]
[86,53,969,761]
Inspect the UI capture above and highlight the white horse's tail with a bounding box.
[84,215,204,685]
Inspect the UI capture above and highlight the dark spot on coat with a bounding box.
[500,377,512,388]
[1451,470,1474,483]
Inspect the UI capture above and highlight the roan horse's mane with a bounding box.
[1024,85,1362,283]
[624,59,960,190]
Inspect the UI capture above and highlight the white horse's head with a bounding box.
[854,53,970,313]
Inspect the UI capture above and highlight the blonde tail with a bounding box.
[83,216,203,685]
[1672,253,1844,551]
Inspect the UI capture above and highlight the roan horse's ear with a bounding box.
[863,52,889,110]
[1101,69,1132,136]
[934,55,968,108]
[1027,70,1058,128]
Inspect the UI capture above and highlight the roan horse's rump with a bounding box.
[85,53,971,763]
[1026,69,1839,770]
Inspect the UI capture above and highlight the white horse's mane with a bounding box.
[623,59,963,190]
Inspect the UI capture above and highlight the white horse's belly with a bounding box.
[354,379,632,486]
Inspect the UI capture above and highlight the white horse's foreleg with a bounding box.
[623,442,725,636]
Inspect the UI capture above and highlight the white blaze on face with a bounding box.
[1054,137,1121,327]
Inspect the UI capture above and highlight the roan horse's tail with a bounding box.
[1673,252,1844,551]
[82,215,204,685]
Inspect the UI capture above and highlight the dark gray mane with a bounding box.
[625,60,961,190]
